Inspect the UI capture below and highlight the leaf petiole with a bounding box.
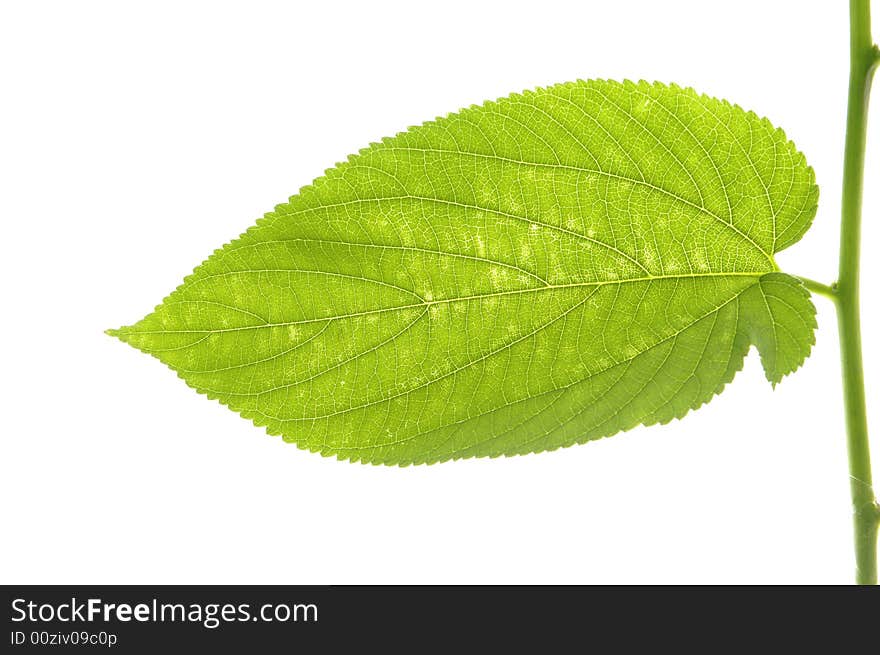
[796,276,838,302]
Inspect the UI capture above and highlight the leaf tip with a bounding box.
[106,326,134,344]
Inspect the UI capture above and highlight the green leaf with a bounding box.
[110,80,818,465]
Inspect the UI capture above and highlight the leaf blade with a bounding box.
[112,80,818,464]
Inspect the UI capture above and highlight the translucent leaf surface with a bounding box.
[110,80,819,464]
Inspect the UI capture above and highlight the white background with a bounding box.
[1,0,877,584]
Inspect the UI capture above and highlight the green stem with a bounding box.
[839,0,879,585]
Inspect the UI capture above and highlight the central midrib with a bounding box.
[132,270,767,335]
